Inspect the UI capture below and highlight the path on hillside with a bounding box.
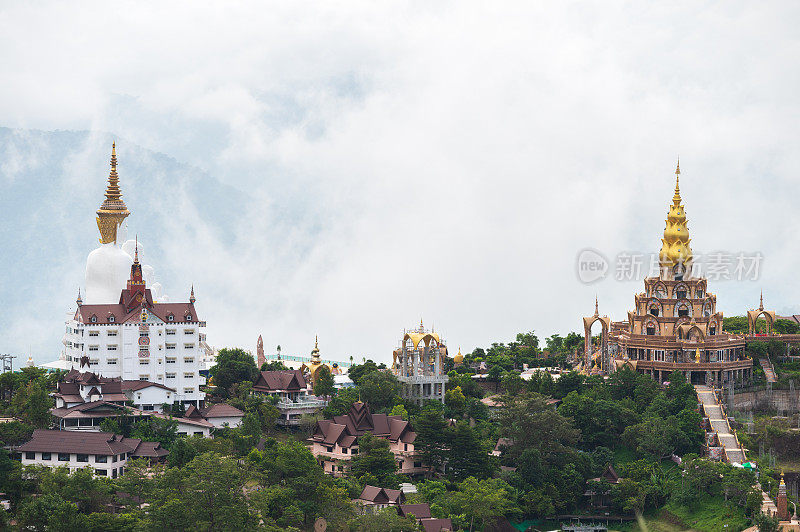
[759,358,777,383]
[695,385,746,463]
[695,385,778,518]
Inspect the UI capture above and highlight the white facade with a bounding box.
[62,311,205,405]
[21,450,130,478]
[127,384,176,412]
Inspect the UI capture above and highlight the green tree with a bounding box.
[10,380,52,428]
[345,507,418,532]
[451,477,519,532]
[499,393,580,460]
[313,365,336,398]
[414,402,449,472]
[347,360,380,386]
[209,347,259,398]
[167,436,197,468]
[389,404,408,420]
[349,433,399,488]
[358,371,400,412]
[447,422,491,481]
[147,452,254,530]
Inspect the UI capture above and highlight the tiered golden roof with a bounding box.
[659,160,692,269]
[96,142,130,244]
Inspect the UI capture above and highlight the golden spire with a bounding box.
[311,335,320,362]
[96,142,130,244]
[659,159,692,271]
[594,295,599,316]
[759,290,764,311]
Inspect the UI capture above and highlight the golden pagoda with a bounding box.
[659,160,693,276]
[301,336,332,386]
[96,142,130,244]
[583,161,752,386]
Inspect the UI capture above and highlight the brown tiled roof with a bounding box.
[253,370,306,392]
[50,401,148,420]
[76,301,200,325]
[121,380,176,393]
[152,413,214,428]
[398,503,432,518]
[359,485,404,504]
[131,441,169,458]
[309,402,417,449]
[19,429,141,455]
[420,518,453,532]
[200,403,244,419]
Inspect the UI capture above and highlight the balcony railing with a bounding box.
[276,399,327,409]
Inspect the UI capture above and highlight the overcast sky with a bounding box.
[2,2,800,364]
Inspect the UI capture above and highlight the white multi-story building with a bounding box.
[50,144,207,406]
[60,268,206,406]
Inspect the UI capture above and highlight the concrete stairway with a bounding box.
[760,357,777,383]
[695,385,746,464]
[695,385,778,517]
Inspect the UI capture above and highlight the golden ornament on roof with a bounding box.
[96,142,130,244]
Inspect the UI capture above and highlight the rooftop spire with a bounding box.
[659,160,693,272]
[594,295,599,316]
[76,287,82,306]
[189,284,196,304]
[96,142,130,244]
[759,290,764,311]
[134,235,139,263]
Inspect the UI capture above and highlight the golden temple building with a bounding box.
[301,336,334,387]
[583,162,753,386]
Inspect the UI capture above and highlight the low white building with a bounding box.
[53,370,177,412]
[198,404,245,428]
[18,429,167,478]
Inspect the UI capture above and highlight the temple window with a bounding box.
[676,289,687,299]
[646,326,655,336]
[649,306,659,317]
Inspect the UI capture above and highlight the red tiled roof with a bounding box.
[200,403,244,418]
[19,429,141,455]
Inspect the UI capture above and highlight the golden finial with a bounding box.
[315,335,319,350]
[76,287,82,306]
[134,235,139,263]
[660,160,692,271]
[96,142,130,244]
[594,295,599,316]
[420,318,424,331]
[189,284,196,304]
[759,290,764,311]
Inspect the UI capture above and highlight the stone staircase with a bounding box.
[695,385,778,518]
[760,357,777,383]
[695,385,746,463]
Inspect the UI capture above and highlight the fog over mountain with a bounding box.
[2,3,800,365]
